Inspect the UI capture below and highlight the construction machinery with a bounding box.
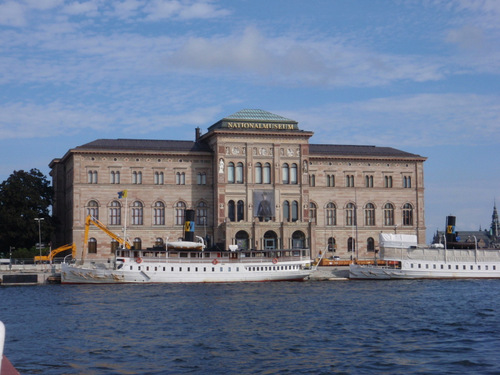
[34,243,76,263]
[83,215,131,258]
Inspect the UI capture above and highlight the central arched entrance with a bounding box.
[292,230,306,249]
[263,230,278,250]
[235,230,249,250]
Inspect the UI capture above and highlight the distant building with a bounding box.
[50,109,427,260]
[433,204,500,249]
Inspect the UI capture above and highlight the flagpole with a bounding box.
[123,194,128,248]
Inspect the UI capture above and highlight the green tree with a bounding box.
[0,169,54,251]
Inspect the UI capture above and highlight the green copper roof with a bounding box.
[225,109,294,122]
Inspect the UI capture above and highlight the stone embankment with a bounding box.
[0,264,61,285]
[310,266,349,281]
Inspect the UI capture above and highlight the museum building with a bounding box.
[50,109,427,260]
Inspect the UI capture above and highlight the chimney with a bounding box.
[195,127,201,141]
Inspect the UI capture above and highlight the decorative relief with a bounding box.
[219,158,224,174]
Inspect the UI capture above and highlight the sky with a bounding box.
[0,0,499,242]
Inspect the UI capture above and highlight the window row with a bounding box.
[308,174,413,188]
[326,237,376,253]
[88,170,208,185]
[86,200,209,226]
[224,199,415,227]
[226,162,299,184]
[309,202,415,227]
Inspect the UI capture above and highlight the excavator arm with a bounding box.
[34,243,76,263]
[84,215,131,253]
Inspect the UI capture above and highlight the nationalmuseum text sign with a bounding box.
[224,122,298,130]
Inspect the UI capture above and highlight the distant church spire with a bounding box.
[491,201,499,238]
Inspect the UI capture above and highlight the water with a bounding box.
[1,280,500,374]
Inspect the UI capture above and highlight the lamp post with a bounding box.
[9,246,14,270]
[34,218,44,262]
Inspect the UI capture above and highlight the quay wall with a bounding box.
[0,265,61,285]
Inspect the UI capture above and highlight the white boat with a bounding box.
[61,238,313,284]
[349,233,500,279]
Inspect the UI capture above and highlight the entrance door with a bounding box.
[264,238,276,250]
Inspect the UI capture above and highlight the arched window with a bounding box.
[404,176,412,188]
[326,202,336,226]
[88,170,98,184]
[236,162,244,183]
[235,231,249,250]
[348,237,355,252]
[237,200,244,221]
[111,239,119,253]
[346,203,356,226]
[228,200,235,222]
[309,174,315,186]
[109,200,121,225]
[88,237,97,254]
[131,201,143,225]
[263,230,278,250]
[385,176,393,188]
[365,203,375,226]
[175,202,186,225]
[263,163,271,184]
[403,203,414,226]
[176,172,185,185]
[291,200,299,222]
[154,171,164,185]
[346,175,354,187]
[309,202,317,223]
[228,162,235,183]
[282,163,289,184]
[153,201,165,225]
[197,172,206,185]
[110,171,120,184]
[290,163,298,184]
[365,175,373,187]
[292,231,305,249]
[283,200,290,222]
[132,171,142,184]
[133,237,142,250]
[196,201,208,226]
[327,175,335,187]
[154,238,164,248]
[328,237,336,252]
[86,200,99,219]
[255,163,262,184]
[367,237,375,252]
[384,203,395,226]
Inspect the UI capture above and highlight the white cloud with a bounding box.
[143,0,230,21]
[0,1,27,27]
[62,0,100,16]
[24,0,64,11]
[112,0,143,19]
[284,93,500,147]
[167,27,446,88]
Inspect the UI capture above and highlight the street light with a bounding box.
[34,218,44,262]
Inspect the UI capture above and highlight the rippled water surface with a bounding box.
[1,280,500,374]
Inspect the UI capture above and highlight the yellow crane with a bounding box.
[82,215,131,260]
[34,243,76,264]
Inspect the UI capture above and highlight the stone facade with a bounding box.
[50,109,426,260]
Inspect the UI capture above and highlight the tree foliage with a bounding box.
[0,169,54,251]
